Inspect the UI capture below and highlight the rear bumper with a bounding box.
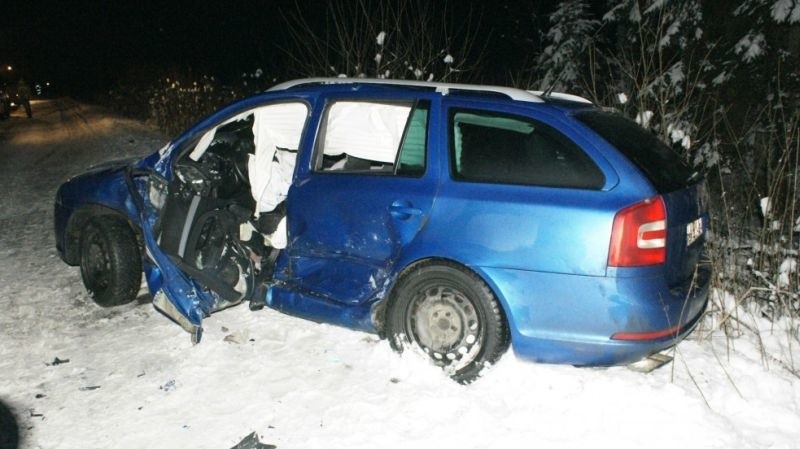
[477,262,711,366]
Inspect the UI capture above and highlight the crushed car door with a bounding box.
[151,101,309,318]
[285,97,440,304]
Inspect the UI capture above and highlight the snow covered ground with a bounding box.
[0,100,798,449]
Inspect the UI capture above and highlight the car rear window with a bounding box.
[576,111,698,193]
[449,109,605,190]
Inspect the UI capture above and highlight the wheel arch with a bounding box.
[63,204,142,265]
[374,256,513,344]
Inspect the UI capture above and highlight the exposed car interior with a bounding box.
[149,98,431,314]
[155,102,308,310]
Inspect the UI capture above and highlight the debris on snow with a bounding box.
[46,357,70,366]
[224,332,247,344]
[230,432,276,449]
[159,379,177,392]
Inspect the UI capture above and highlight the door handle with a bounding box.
[389,200,422,220]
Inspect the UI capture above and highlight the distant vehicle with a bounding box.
[54,78,710,382]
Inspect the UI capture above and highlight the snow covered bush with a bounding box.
[147,75,237,136]
[708,101,800,322]
[107,68,276,136]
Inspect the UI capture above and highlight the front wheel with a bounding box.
[79,216,142,307]
[386,261,509,383]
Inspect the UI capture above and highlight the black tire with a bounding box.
[0,399,19,449]
[386,260,510,383]
[79,216,142,307]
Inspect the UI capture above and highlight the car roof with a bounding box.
[268,77,594,106]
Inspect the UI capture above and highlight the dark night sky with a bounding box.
[1,0,299,95]
[1,0,568,98]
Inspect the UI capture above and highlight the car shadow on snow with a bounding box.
[0,398,20,449]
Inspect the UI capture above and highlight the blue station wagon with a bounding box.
[54,78,710,382]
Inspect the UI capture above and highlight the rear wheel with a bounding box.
[386,261,509,383]
[79,216,142,307]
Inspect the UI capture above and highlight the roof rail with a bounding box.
[268,77,547,103]
[528,90,592,104]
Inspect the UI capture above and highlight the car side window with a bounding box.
[316,100,429,176]
[449,109,605,189]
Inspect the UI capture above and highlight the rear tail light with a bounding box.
[608,196,666,267]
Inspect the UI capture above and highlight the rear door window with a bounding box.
[576,111,698,192]
[449,109,605,189]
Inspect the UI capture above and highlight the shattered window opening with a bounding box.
[316,100,429,176]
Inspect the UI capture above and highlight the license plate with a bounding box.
[686,218,703,246]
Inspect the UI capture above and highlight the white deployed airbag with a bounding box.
[248,102,308,214]
[322,102,411,163]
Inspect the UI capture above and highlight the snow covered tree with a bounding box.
[535,1,599,93]
[598,0,708,152]
[712,0,800,99]
[700,0,800,223]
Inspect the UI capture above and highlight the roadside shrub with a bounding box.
[107,69,276,136]
[146,75,237,137]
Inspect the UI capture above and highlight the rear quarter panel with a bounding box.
[410,99,653,277]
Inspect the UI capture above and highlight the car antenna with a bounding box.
[541,70,567,99]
